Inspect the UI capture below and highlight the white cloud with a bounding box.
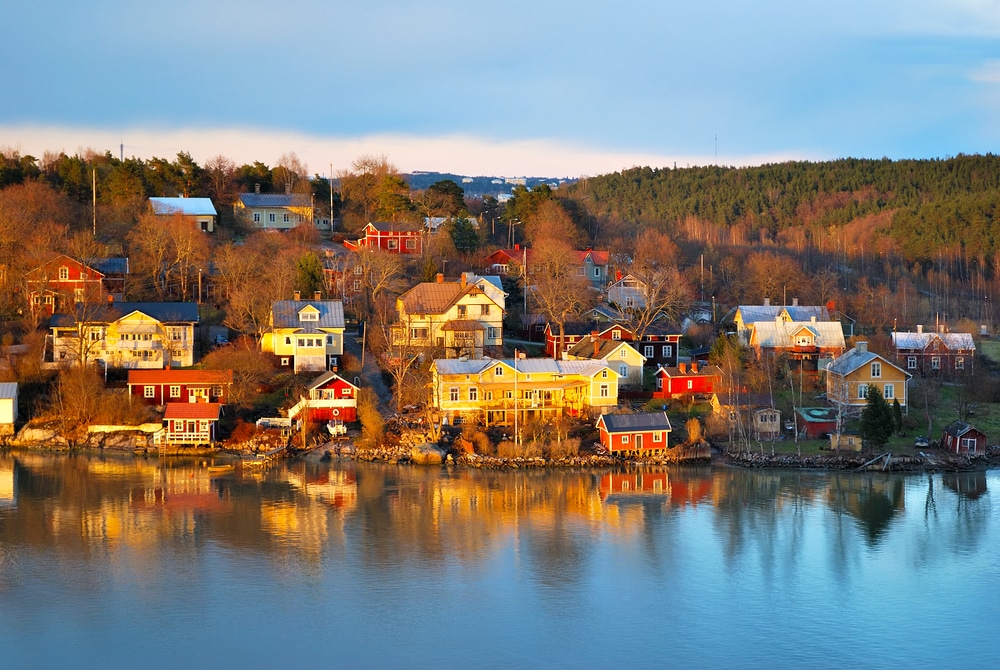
[0,124,808,179]
[969,59,1000,84]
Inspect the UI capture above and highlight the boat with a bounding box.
[207,464,236,475]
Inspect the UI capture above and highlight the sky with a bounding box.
[2,1,1000,178]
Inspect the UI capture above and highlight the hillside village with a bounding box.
[0,150,997,467]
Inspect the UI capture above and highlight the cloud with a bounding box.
[0,124,810,179]
[969,59,1000,84]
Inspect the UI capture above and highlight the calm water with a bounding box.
[0,452,996,669]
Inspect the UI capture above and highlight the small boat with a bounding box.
[207,464,235,475]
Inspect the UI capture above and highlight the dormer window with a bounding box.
[299,310,319,322]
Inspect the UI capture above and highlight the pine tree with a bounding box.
[861,386,894,451]
[892,398,903,436]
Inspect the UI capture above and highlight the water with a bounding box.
[0,452,996,669]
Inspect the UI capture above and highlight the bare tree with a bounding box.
[273,152,309,195]
[530,238,595,357]
[612,229,692,340]
[353,249,405,317]
[205,155,239,206]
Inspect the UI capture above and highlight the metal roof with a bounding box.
[128,370,233,385]
[53,302,199,326]
[85,257,129,274]
[237,193,312,208]
[433,357,613,378]
[598,412,672,432]
[150,197,217,216]
[271,300,345,329]
[891,331,976,351]
[0,382,17,399]
[750,320,845,349]
[163,403,221,420]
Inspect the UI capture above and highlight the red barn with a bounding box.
[596,412,672,453]
[128,369,233,405]
[653,362,722,399]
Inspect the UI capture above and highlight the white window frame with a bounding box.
[619,364,628,377]
[907,356,917,369]
[144,386,155,398]
[652,431,663,443]
[600,384,609,398]
[468,387,478,401]
[449,387,459,402]
[931,356,941,370]
[871,362,882,378]
[858,383,868,400]
[663,345,672,358]
[644,345,653,357]
[883,384,894,400]
[169,385,181,398]
[956,357,965,370]
[405,238,417,250]
[268,212,276,223]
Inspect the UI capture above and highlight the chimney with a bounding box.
[810,315,816,323]
[314,291,322,300]
[939,324,945,334]
[436,273,444,283]
[592,332,600,357]
[763,297,770,306]
[294,290,301,301]
[792,298,799,307]
[857,341,868,354]
[679,362,687,374]
[514,243,520,251]
[460,273,467,288]
[691,362,698,373]
[285,183,292,195]
[917,324,923,334]
[254,183,260,194]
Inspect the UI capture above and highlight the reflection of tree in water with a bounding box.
[939,471,989,554]
[827,474,904,545]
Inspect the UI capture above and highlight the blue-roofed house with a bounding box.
[150,197,218,232]
[0,382,17,436]
[596,411,672,453]
[261,293,345,372]
[826,341,911,415]
[234,190,314,231]
[50,301,199,369]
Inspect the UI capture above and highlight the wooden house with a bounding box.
[748,316,846,374]
[347,222,423,254]
[0,382,17,436]
[149,196,218,232]
[752,407,782,440]
[653,362,723,399]
[727,298,831,343]
[261,294,345,372]
[127,369,233,405]
[156,403,221,446]
[826,342,910,414]
[830,432,862,452]
[234,190,314,231]
[544,321,680,366]
[24,255,126,316]
[891,325,975,376]
[566,335,646,387]
[483,246,610,290]
[941,421,987,456]
[595,412,672,454]
[794,407,840,440]
[286,371,359,423]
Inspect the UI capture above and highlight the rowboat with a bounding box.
[207,464,236,475]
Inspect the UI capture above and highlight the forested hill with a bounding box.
[565,155,1000,262]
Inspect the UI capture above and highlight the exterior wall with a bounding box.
[895,346,974,376]
[599,428,670,452]
[265,329,344,372]
[306,378,358,422]
[360,226,422,254]
[52,314,195,369]
[654,373,720,399]
[26,258,106,315]
[0,398,16,433]
[942,429,986,455]
[163,419,215,444]
[130,383,227,405]
[237,203,312,230]
[396,294,504,353]
[827,364,909,409]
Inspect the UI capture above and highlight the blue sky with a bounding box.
[3,1,999,177]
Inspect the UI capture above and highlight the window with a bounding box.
[858,383,868,400]
[410,328,428,340]
[74,288,84,303]
[480,304,490,315]
[644,345,654,357]
[353,280,361,291]
[285,336,292,345]
[457,305,467,318]
[653,431,663,443]
[268,213,276,223]
[494,366,503,376]
[655,376,663,390]
[170,385,181,398]
[621,435,630,444]
[687,380,694,390]
[504,390,513,399]
[485,391,493,401]
[300,311,319,321]
[883,384,894,400]
[283,213,289,223]
[488,327,499,340]
[59,266,69,280]
[405,238,416,250]
[612,330,622,340]
[956,357,965,370]
[663,345,672,358]
[326,335,334,346]
[387,238,399,250]
[253,212,261,223]
[600,384,609,397]
[907,356,917,369]
[281,357,290,366]
[601,369,608,378]
[619,364,628,377]
[594,267,601,278]
[449,387,459,402]
[795,335,812,346]
[931,356,941,370]
[144,386,155,398]
[871,362,882,378]
[469,387,478,401]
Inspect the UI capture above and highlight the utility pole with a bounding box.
[329,162,335,233]
[513,349,519,449]
[92,168,97,236]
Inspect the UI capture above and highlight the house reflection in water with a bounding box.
[942,471,987,501]
[597,469,713,509]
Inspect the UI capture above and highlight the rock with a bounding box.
[410,443,446,465]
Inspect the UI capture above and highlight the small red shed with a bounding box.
[596,412,672,453]
[941,421,987,456]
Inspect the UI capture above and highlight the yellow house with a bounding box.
[826,341,911,413]
[566,336,646,388]
[234,191,314,231]
[429,357,619,426]
[261,296,345,373]
[50,302,198,369]
[394,273,504,359]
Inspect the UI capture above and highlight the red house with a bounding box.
[128,369,233,405]
[157,403,221,445]
[596,412,672,453]
[287,371,359,423]
[24,254,124,316]
[653,362,722,399]
[346,222,423,254]
[544,321,681,365]
[941,421,987,456]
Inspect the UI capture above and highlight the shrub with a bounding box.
[545,437,580,459]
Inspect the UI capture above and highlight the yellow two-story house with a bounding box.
[430,356,619,426]
[394,273,505,359]
[51,302,198,369]
[826,341,911,414]
[261,295,345,373]
[566,336,646,388]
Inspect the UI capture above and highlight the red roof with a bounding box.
[163,403,221,420]
[129,369,233,385]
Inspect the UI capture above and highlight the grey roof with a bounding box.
[567,337,641,361]
[85,257,129,274]
[271,300,345,329]
[892,331,976,352]
[237,193,312,208]
[738,305,830,324]
[368,221,423,233]
[750,320,845,349]
[306,371,356,391]
[0,382,17,399]
[433,357,613,378]
[599,412,672,432]
[150,197,217,216]
[826,346,881,376]
[52,302,199,326]
[943,420,982,439]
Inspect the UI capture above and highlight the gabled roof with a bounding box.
[750,320,845,349]
[237,193,312,208]
[432,357,614,378]
[163,403,221,420]
[128,369,233,385]
[306,371,358,392]
[736,304,831,324]
[655,364,723,378]
[0,382,17,400]
[26,254,105,279]
[942,421,984,439]
[399,280,497,315]
[51,302,199,326]
[271,300,345,329]
[85,257,129,275]
[365,221,423,233]
[892,331,976,352]
[149,197,217,216]
[578,249,610,265]
[826,346,910,378]
[567,338,644,362]
[597,411,672,433]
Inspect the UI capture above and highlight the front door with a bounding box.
[634,434,643,450]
